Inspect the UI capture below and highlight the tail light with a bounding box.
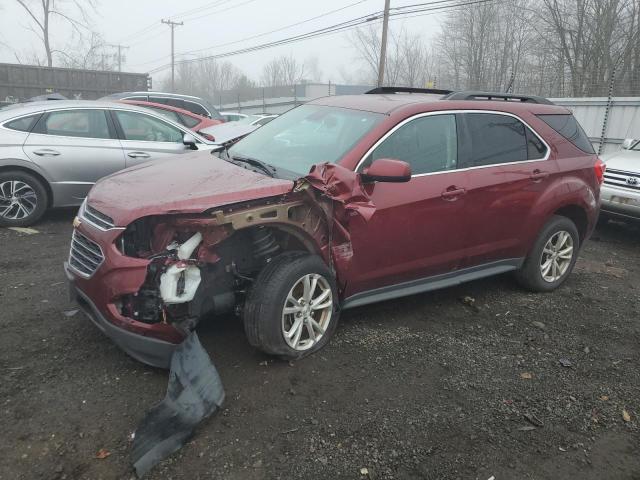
[594,158,606,184]
[198,131,215,141]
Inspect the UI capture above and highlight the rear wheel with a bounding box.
[0,170,48,227]
[243,252,340,359]
[516,215,580,292]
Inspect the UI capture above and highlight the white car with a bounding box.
[219,111,247,123]
[600,139,640,221]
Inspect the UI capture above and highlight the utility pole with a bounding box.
[106,44,129,72]
[161,19,184,92]
[377,0,391,88]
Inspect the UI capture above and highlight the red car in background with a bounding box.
[118,100,222,140]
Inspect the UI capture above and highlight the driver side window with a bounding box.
[114,110,184,143]
[362,114,458,175]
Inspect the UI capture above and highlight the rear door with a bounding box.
[23,108,124,205]
[345,112,469,296]
[111,109,192,167]
[458,111,555,267]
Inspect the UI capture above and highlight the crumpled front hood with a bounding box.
[87,150,294,226]
[601,149,640,173]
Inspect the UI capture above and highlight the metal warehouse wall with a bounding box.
[0,63,150,101]
[551,97,640,154]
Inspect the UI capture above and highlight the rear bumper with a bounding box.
[600,184,640,219]
[66,263,177,369]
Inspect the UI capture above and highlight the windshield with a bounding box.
[228,105,384,176]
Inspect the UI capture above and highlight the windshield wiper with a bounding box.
[230,154,277,178]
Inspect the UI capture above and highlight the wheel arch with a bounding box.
[0,163,54,207]
[553,204,588,243]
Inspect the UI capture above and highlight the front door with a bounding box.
[23,108,124,205]
[110,110,192,167]
[345,113,469,297]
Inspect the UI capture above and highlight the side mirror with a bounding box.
[361,158,412,183]
[183,133,197,150]
[621,138,637,150]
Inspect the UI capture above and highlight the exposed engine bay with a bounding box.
[116,192,332,336]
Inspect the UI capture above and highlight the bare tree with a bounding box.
[57,31,116,70]
[347,25,409,86]
[260,55,307,87]
[13,0,97,67]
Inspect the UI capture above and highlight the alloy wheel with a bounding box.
[539,230,574,282]
[0,180,37,220]
[281,273,333,351]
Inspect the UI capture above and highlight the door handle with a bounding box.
[529,169,549,181]
[441,186,466,200]
[33,149,60,156]
[127,152,150,159]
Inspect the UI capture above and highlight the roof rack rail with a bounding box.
[443,91,554,105]
[366,86,453,95]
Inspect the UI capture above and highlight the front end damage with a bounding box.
[116,193,329,354]
[65,163,375,476]
[74,163,373,369]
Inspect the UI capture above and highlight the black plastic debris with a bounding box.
[131,332,225,477]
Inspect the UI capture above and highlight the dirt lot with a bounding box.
[0,210,638,480]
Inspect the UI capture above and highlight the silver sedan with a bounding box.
[0,100,214,226]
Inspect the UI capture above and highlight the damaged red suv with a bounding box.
[65,88,604,368]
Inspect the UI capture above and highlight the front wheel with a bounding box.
[243,252,340,359]
[516,215,580,292]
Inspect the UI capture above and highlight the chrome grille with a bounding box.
[69,230,104,277]
[603,168,640,191]
[83,204,115,230]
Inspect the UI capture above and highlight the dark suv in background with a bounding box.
[66,87,604,368]
[101,91,224,120]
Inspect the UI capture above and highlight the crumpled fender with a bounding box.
[301,163,376,290]
[303,163,376,221]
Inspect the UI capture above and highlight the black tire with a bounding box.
[243,252,340,359]
[0,170,48,227]
[516,215,580,292]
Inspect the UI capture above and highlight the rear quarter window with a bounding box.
[4,114,41,132]
[537,114,595,154]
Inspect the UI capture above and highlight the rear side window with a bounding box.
[537,114,595,154]
[179,113,200,128]
[149,96,170,105]
[37,110,111,139]
[4,114,40,132]
[463,113,528,166]
[184,101,209,117]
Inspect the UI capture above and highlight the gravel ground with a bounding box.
[0,210,638,480]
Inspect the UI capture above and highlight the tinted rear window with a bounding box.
[464,113,528,166]
[537,114,595,154]
[4,114,40,132]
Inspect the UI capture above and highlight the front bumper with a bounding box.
[66,263,177,368]
[600,184,640,220]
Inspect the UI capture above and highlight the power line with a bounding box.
[116,0,249,44]
[147,0,497,74]
[131,0,372,68]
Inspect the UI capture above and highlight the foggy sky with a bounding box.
[0,0,443,85]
